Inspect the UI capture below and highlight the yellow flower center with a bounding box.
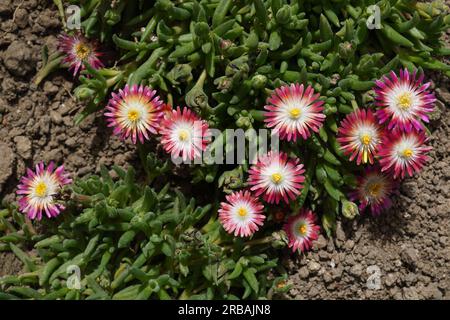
[237,207,248,217]
[298,224,307,235]
[127,109,141,122]
[178,130,189,141]
[368,183,381,197]
[289,108,301,119]
[402,148,413,158]
[276,280,287,289]
[397,93,412,110]
[361,134,371,145]
[35,182,48,197]
[75,43,91,60]
[271,173,283,184]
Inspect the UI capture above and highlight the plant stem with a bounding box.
[52,0,66,28]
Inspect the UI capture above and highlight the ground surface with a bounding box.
[0,0,449,298]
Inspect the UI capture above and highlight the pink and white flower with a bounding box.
[378,130,432,179]
[374,69,435,132]
[264,83,325,141]
[159,107,210,161]
[218,190,265,237]
[248,152,305,204]
[283,209,320,253]
[104,84,164,144]
[349,166,395,216]
[58,33,104,76]
[337,108,384,165]
[17,162,72,221]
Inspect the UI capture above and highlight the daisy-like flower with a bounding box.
[248,151,305,204]
[160,107,210,161]
[283,209,320,253]
[378,130,432,179]
[218,190,266,237]
[264,83,325,141]
[349,166,395,215]
[58,33,104,76]
[337,108,384,165]
[105,84,164,144]
[374,69,435,132]
[17,162,72,221]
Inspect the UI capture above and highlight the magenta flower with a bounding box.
[264,83,325,141]
[58,33,104,76]
[218,190,266,237]
[337,108,384,165]
[374,69,435,132]
[159,107,210,161]
[378,130,432,179]
[283,209,320,253]
[105,84,164,144]
[248,152,305,204]
[17,162,72,220]
[349,166,396,216]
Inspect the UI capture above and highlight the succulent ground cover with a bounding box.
[0,0,449,300]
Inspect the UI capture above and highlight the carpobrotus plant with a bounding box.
[1,0,448,300]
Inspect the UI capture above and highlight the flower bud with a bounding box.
[214,76,232,92]
[251,74,267,89]
[271,231,287,249]
[219,39,233,51]
[362,90,375,104]
[75,87,95,101]
[218,167,244,192]
[338,41,355,60]
[186,86,208,109]
[342,200,359,219]
[236,116,252,129]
